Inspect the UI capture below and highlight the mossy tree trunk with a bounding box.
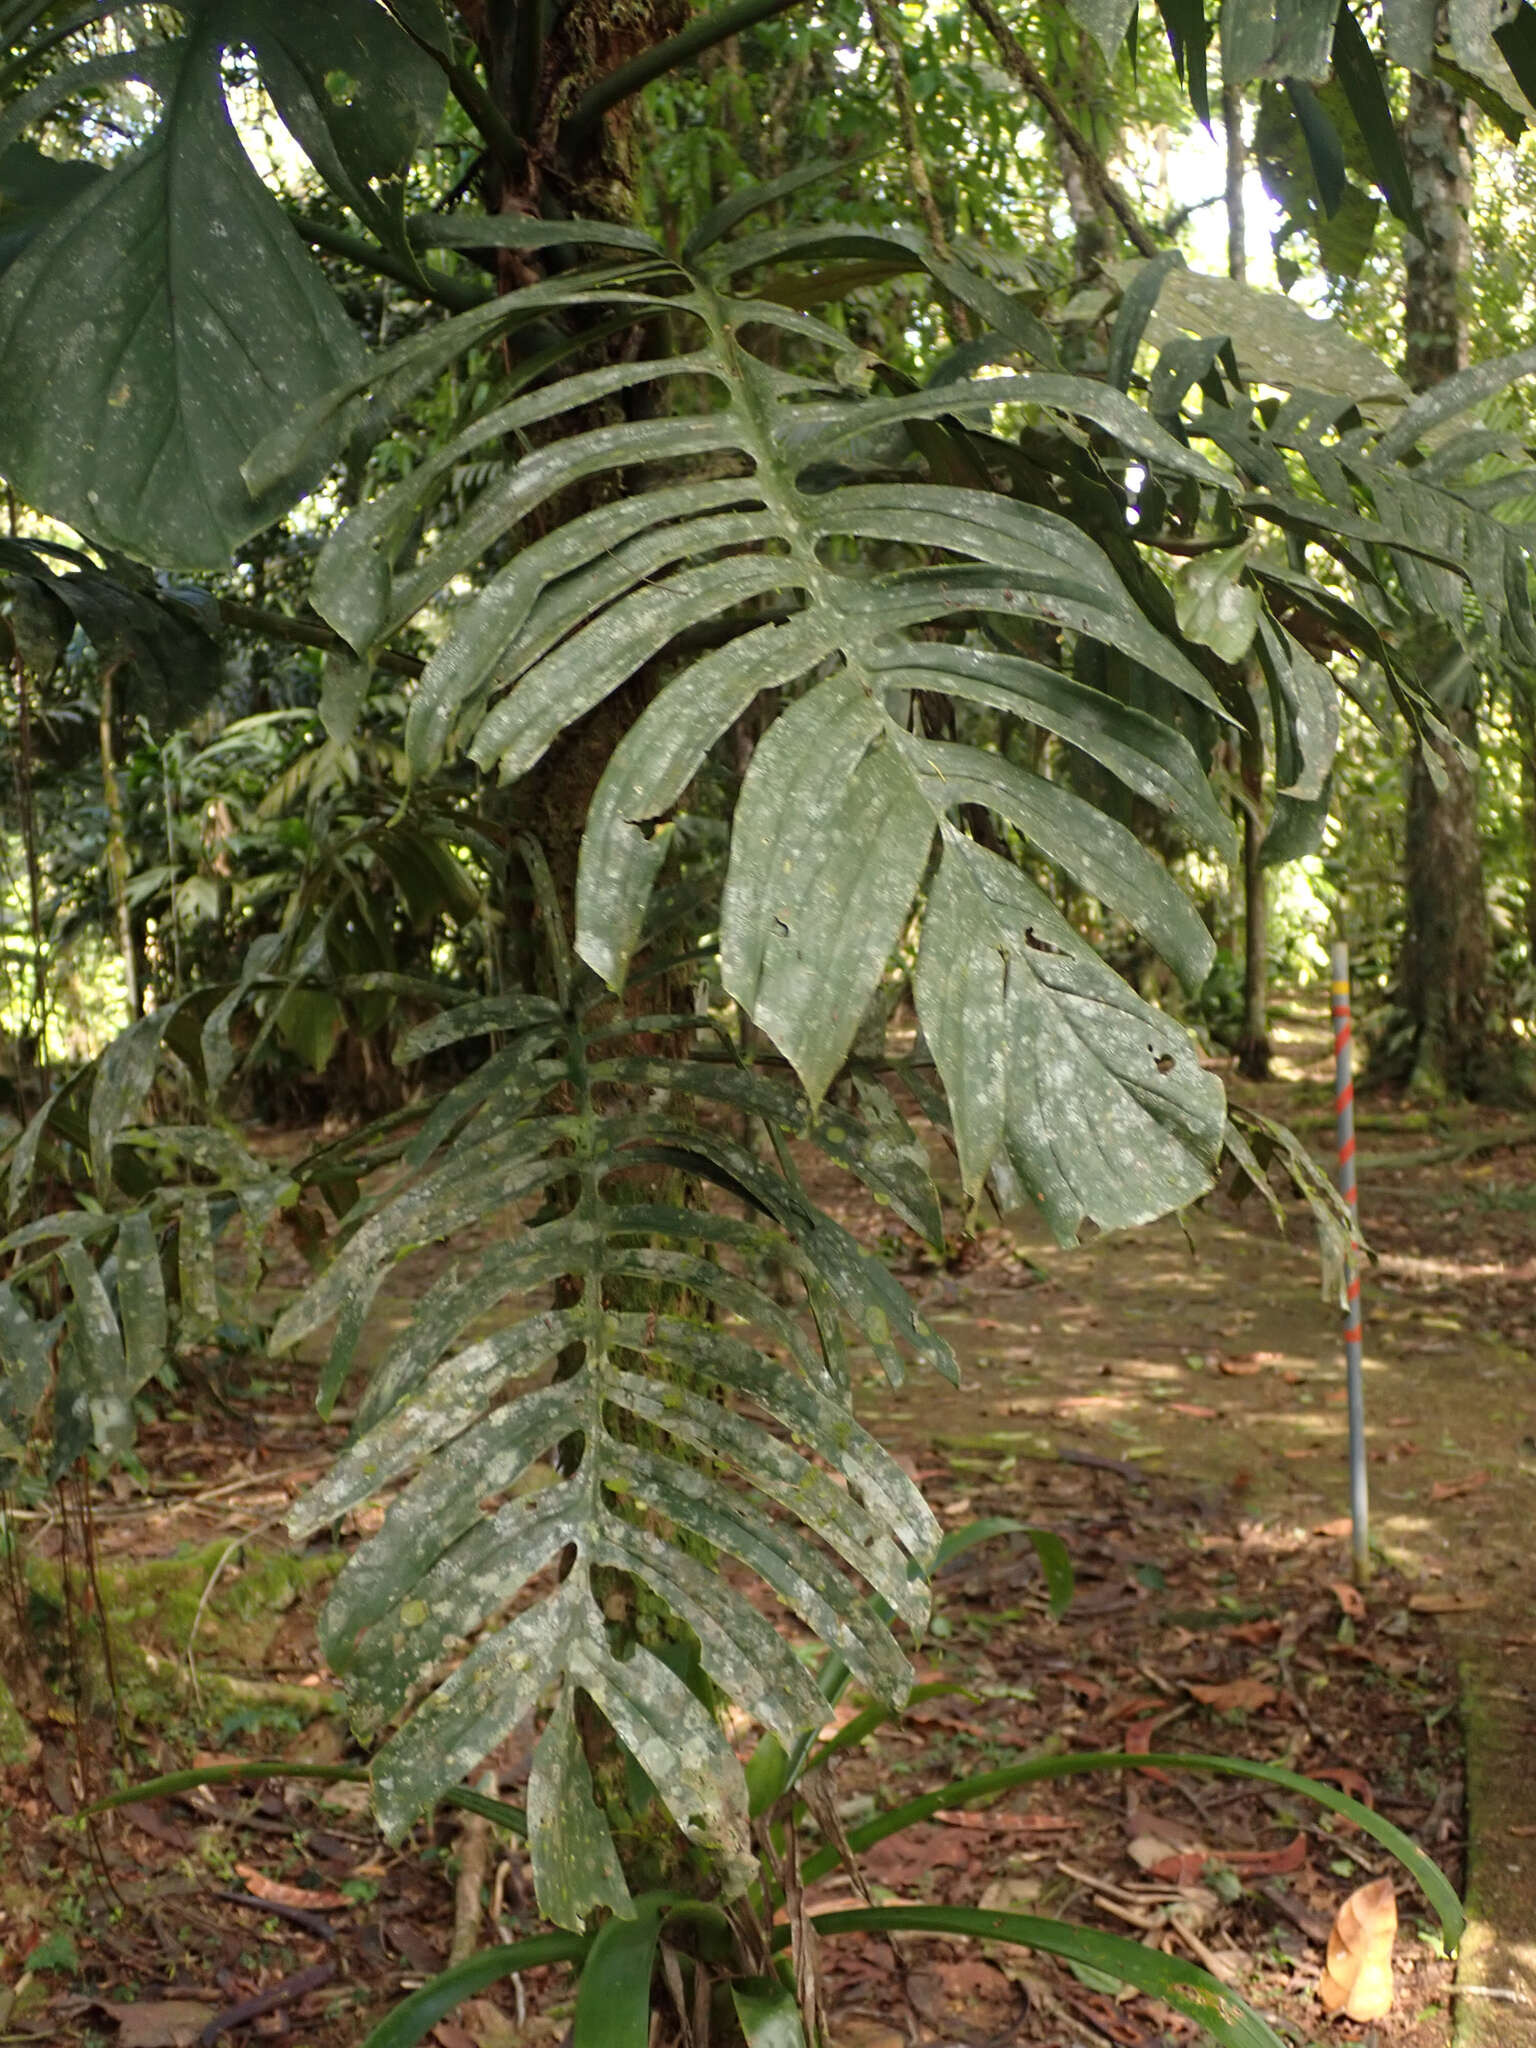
[1394,64,1494,1096]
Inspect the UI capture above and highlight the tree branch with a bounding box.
[867,0,971,339]
[562,0,809,149]
[291,213,493,313]
[962,0,1161,260]
[217,601,424,679]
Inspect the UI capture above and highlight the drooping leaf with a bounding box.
[0,19,362,564]
[280,992,947,1910]
[916,832,1224,1238]
[1174,544,1262,663]
[116,1209,167,1393]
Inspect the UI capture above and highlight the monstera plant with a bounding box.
[2,0,1528,2036]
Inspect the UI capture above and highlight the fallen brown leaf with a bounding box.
[91,2003,216,2048]
[234,1862,347,1910]
[934,1809,1076,1833]
[1186,1678,1278,1712]
[1318,1876,1396,2021]
[1217,1357,1265,1377]
[1222,1832,1307,1876]
[1329,1581,1367,1620]
[1407,1591,1488,1614]
[1313,1517,1354,1538]
[1227,1619,1283,1645]
[1311,1767,1374,1809]
[1124,1718,1173,1782]
[1131,1840,1208,1885]
[1427,1470,1489,1502]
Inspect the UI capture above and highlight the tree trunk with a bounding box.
[1225,97,1271,1080]
[1401,705,1490,1093]
[1235,727,1270,1080]
[1394,66,1493,1094]
[1515,683,1536,971]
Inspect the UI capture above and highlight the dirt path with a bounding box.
[846,984,1536,2039]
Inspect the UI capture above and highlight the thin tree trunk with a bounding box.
[1222,83,1246,285]
[1515,683,1536,971]
[1396,64,1493,1094]
[1224,96,1270,1080]
[99,662,140,1023]
[1235,726,1270,1080]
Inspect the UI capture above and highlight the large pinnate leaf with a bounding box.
[280,993,949,1928]
[258,232,1230,1209]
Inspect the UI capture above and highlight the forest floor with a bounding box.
[2,984,1533,2048]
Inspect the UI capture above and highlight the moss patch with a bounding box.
[27,1539,341,1722]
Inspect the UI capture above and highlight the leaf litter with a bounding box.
[11,1003,1531,2044]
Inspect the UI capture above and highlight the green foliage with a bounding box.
[0,3,1525,2035]
[0,1,443,565]
[276,919,952,1918]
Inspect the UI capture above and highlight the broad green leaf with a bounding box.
[1175,544,1262,664]
[1376,342,1536,461]
[116,1210,167,1392]
[527,1687,631,1931]
[356,1933,589,2048]
[1067,0,1138,66]
[231,0,445,212]
[1256,618,1339,799]
[1106,248,1185,391]
[285,998,942,1906]
[1332,3,1420,227]
[410,211,663,256]
[917,834,1223,1235]
[881,643,1236,858]
[1218,0,1336,81]
[470,554,798,780]
[88,1011,169,1191]
[0,140,103,274]
[1110,260,1406,402]
[1261,776,1333,866]
[577,614,837,987]
[721,678,935,1105]
[319,648,371,745]
[61,1240,129,1459]
[907,742,1215,990]
[178,1191,219,1341]
[0,1281,58,1477]
[1287,78,1348,216]
[686,155,864,255]
[806,1749,1463,1946]
[572,1894,673,2048]
[0,18,362,565]
[732,1981,808,2048]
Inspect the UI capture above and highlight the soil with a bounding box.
[1,985,1531,2048]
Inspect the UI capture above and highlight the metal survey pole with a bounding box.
[1331,942,1370,1585]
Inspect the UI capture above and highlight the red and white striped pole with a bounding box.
[1331,941,1370,1585]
